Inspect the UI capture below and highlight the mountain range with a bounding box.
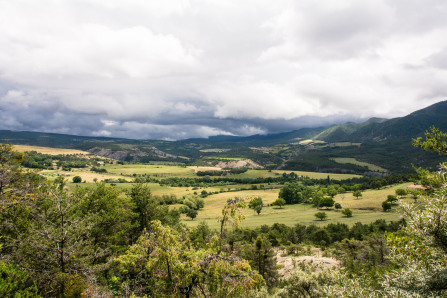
[2,100,447,173]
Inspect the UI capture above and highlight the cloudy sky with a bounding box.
[1,0,446,140]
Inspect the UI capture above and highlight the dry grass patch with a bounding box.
[14,145,91,155]
[335,183,412,210]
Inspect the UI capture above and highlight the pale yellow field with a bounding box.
[14,145,91,155]
[188,166,223,172]
[40,170,124,183]
[334,183,412,210]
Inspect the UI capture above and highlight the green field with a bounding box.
[182,184,409,229]
[104,164,195,177]
[332,157,388,172]
[38,160,407,230]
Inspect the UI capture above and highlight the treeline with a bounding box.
[133,171,415,190]
[229,219,405,248]
[196,167,248,176]
[22,151,108,171]
[283,153,370,174]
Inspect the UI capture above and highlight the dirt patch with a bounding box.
[275,249,339,278]
[215,159,263,169]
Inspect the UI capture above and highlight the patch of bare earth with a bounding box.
[275,249,339,278]
[215,159,263,169]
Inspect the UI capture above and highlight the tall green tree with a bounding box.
[75,182,136,262]
[279,182,302,204]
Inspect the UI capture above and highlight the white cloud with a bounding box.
[0,0,446,139]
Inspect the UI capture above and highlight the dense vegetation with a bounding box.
[1,126,447,296]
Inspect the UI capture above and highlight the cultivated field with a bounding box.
[14,145,91,155]
[332,157,388,172]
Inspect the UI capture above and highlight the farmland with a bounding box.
[24,144,408,230]
[182,184,408,229]
[14,144,92,155]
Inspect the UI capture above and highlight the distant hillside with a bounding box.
[1,101,447,172]
[314,101,447,143]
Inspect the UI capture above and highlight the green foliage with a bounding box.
[183,194,205,210]
[395,188,407,198]
[334,202,342,210]
[382,201,392,212]
[279,182,303,204]
[241,236,278,288]
[341,208,353,217]
[413,126,447,155]
[127,183,180,233]
[72,175,82,183]
[186,208,198,220]
[113,221,264,297]
[314,212,327,221]
[0,261,41,297]
[387,194,397,203]
[272,198,286,209]
[249,197,263,215]
[353,190,363,199]
[318,197,335,209]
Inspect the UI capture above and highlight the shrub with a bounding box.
[315,212,327,221]
[382,201,392,212]
[72,176,82,183]
[341,208,353,217]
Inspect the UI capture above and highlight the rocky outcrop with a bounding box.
[215,159,263,169]
[87,146,177,162]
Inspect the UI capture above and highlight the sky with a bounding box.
[0,0,446,140]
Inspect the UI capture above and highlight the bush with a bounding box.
[72,176,82,183]
[315,212,327,221]
[382,201,392,212]
[341,208,353,217]
[186,208,198,220]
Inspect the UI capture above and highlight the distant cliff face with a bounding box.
[87,146,177,162]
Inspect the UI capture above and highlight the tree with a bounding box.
[72,176,82,183]
[341,208,353,217]
[334,202,342,210]
[395,188,407,199]
[315,212,327,221]
[113,221,264,297]
[75,182,136,262]
[318,197,335,209]
[382,201,392,212]
[249,197,263,215]
[413,126,447,155]
[279,182,302,204]
[353,190,362,200]
[9,181,91,296]
[186,208,198,220]
[244,236,278,288]
[326,185,338,198]
[272,198,286,209]
[127,183,179,234]
[0,261,41,297]
[387,195,398,205]
[378,128,447,296]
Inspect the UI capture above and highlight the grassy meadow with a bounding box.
[14,145,92,155]
[182,184,408,229]
[332,157,388,172]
